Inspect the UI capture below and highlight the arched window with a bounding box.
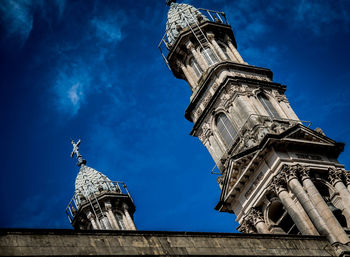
[190,58,202,78]
[257,93,280,118]
[115,212,126,230]
[202,47,218,66]
[216,113,237,147]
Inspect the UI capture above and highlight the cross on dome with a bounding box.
[70,139,86,166]
[166,0,176,6]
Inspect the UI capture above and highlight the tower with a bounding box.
[65,139,137,231]
[160,0,350,247]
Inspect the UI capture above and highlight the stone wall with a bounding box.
[0,229,339,256]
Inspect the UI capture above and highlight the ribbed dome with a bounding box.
[166,2,208,45]
[74,165,116,206]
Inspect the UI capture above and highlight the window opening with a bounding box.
[190,58,203,78]
[116,212,126,230]
[258,93,280,118]
[202,47,218,66]
[216,113,237,147]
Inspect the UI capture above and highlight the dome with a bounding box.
[74,165,117,206]
[166,2,208,45]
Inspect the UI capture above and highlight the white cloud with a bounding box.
[54,63,91,116]
[52,10,126,117]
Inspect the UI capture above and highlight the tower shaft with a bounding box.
[161,1,350,246]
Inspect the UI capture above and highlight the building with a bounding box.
[65,139,137,231]
[1,1,350,256]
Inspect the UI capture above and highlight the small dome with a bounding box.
[166,3,208,45]
[74,165,116,206]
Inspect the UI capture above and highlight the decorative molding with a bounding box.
[328,167,345,186]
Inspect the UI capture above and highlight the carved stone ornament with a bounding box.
[238,217,255,233]
[247,207,264,225]
[273,90,288,103]
[282,164,298,182]
[198,122,213,143]
[268,174,287,195]
[345,171,350,187]
[328,167,344,186]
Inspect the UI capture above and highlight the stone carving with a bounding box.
[273,90,289,103]
[268,174,287,195]
[345,171,350,187]
[238,217,255,233]
[198,122,213,143]
[247,208,265,226]
[328,167,344,186]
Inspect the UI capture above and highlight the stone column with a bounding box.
[280,165,335,242]
[105,202,119,230]
[299,166,350,244]
[87,211,99,230]
[123,203,137,230]
[207,32,227,61]
[269,174,318,235]
[225,38,244,64]
[345,172,350,192]
[178,61,196,89]
[329,168,350,221]
[186,42,207,70]
[248,208,269,233]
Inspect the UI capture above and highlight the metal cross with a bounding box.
[71,139,81,158]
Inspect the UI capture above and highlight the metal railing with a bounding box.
[158,6,229,69]
[210,114,312,175]
[65,181,132,224]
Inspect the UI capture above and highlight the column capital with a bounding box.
[186,41,195,50]
[281,164,298,182]
[345,171,350,187]
[122,202,129,211]
[268,174,287,195]
[247,207,264,226]
[206,32,215,41]
[328,167,344,186]
[176,60,184,68]
[238,217,254,233]
[105,202,112,211]
[86,211,95,220]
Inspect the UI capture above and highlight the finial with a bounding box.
[71,139,86,166]
[166,0,176,6]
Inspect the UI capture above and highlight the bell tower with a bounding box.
[65,139,137,231]
[160,0,350,247]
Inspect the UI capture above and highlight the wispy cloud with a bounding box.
[54,62,91,116]
[91,16,123,43]
[293,0,347,35]
[51,9,127,117]
[0,0,66,48]
[0,0,34,47]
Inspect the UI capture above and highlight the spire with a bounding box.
[70,139,86,166]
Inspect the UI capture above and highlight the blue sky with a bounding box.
[0,0,350,232]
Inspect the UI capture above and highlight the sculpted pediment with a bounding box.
[283,126,336,146]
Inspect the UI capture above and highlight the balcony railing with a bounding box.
[158,7,229,69]
[65,181,132,223]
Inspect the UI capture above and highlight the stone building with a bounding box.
[65,139,137,231]
[1,0,350,256]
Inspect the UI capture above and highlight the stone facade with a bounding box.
[162,0,350,252]
[0,229,342,256]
